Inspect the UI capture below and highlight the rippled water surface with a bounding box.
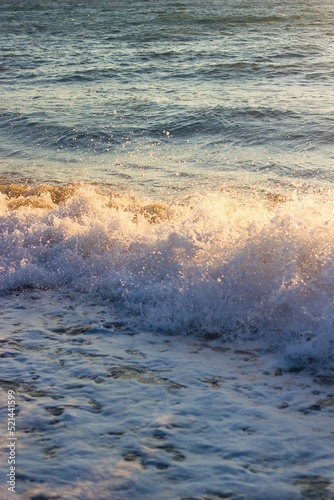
[1,1,334,498]
[1,0,334,192]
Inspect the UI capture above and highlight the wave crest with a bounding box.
[1,182,333,359]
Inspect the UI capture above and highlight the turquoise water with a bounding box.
[1,1,334,498]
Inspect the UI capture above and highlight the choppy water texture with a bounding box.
[1,0,334,190]
[1,0,334,498]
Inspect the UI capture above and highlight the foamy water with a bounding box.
[1,183,334,498]
[1,292,334,500]
[1,184,334,361]
[1,0,334,497]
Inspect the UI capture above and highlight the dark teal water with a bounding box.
[1,0,334,193]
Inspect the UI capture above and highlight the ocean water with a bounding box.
[1,0,334,498]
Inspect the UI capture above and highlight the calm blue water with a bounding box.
[1,2,334,499]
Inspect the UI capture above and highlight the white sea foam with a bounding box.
[1,294,334,500]
[1,184,334,360]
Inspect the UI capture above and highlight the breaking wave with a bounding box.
[1,181,334,360]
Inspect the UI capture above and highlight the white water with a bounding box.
[1,293,334,499]
[1,184,334,362]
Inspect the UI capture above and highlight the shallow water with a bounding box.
[1,0,334,498]
[1,292,334,499]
